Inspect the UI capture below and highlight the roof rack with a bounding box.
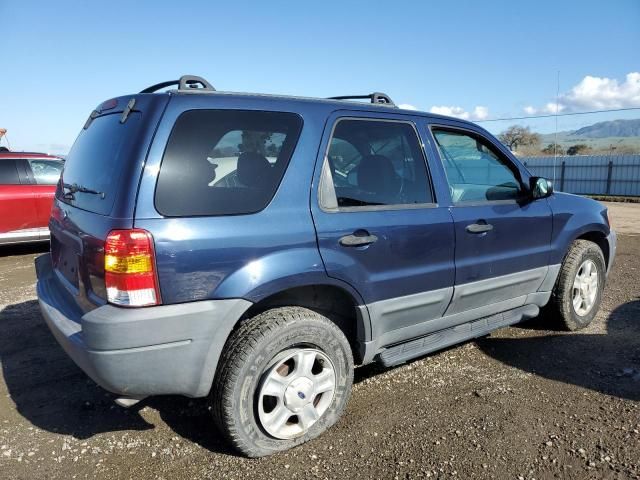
[140,75,215,94]
[328,92,395,107]
[139,75,395,107]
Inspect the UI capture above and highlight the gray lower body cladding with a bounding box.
[35,253,251,398]
[360,264,561,365]
[378,304,539,367]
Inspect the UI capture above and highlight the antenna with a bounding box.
[553,71,560,185]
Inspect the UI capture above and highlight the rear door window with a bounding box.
[155,110,303,216]
[322,118,434,208]
[0,160,20,184]
[59,112,142,215]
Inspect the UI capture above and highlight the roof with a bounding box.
[155,89,465,125]
[0,151,64,160]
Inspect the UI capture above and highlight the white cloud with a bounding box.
[429,105,489,121]
[525,102,566,115]
[429,105,468,118]
[398,103,418,110]
[545,102,566,114]
[562,72,640,109]
[524,72,640,114]
[472,106,489,120]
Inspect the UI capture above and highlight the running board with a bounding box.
[377,304,539,367]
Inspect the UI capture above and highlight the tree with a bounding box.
[238,131,272,155]
[566,144,591,156]
[541,143,564,155]
[497,125,540,151]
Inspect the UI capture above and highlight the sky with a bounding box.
[1,0,639,154]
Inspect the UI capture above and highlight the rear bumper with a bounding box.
[35,253,251,398]
[606,229,617,277]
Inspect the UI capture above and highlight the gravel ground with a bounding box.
[0,203,638,479]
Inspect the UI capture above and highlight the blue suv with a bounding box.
[36,75,616,457]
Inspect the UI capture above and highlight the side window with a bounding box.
[432,128,523,203]
[323,119,433,208]
[0,160,20,184]
[28,159,64,185]
[207,131,287,188]
[155,110,303,217]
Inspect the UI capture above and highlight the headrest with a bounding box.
[237,152,272,188]
[356,154,400,199]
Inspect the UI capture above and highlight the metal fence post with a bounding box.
[606,160,613,195]
[519,154,639,197]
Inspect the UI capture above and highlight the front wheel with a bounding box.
[551,239,606,330]
[210,307,354,457]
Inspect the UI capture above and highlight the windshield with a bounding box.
[58,112,141,215]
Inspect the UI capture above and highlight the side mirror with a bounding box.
[530,177,553,199]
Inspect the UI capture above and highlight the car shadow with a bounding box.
[148,396,238,456]
[476,299,640,401]
[0,300,155,438]
[0,242,49,258]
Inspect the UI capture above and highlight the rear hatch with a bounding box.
[49,94,169,313]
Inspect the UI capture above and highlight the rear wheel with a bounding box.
[551,240,606,330]
[210,307,353,457]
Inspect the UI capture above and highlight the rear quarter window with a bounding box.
[28,159,64,185]
[155,110,303,217]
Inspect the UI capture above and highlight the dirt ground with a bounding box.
[0,203,638,480]
[603,201,640,236]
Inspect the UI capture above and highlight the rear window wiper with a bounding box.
[63,182,105,200]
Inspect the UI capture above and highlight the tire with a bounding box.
[550,239,606,331]
[210,307,354,457]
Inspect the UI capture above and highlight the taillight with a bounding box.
[104,229,161,307]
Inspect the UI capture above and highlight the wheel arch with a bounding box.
[552,220,609,269]
[197,280,369,398]
[239,283,370,365]
[575,230,610,268]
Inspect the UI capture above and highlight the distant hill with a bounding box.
[571,119,640,138]
[532,118,640,155]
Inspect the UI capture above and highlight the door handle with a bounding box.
[466,222,493,234]
[339,231,378,247]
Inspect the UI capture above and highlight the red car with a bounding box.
[0,152,64,245]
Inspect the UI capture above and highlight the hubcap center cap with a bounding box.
[284,377,314,412]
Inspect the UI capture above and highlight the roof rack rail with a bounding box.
[140,75,215,94]
[328,92,395,106]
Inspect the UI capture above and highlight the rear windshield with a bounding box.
[155,110,303,217]
[58,112,141,215]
